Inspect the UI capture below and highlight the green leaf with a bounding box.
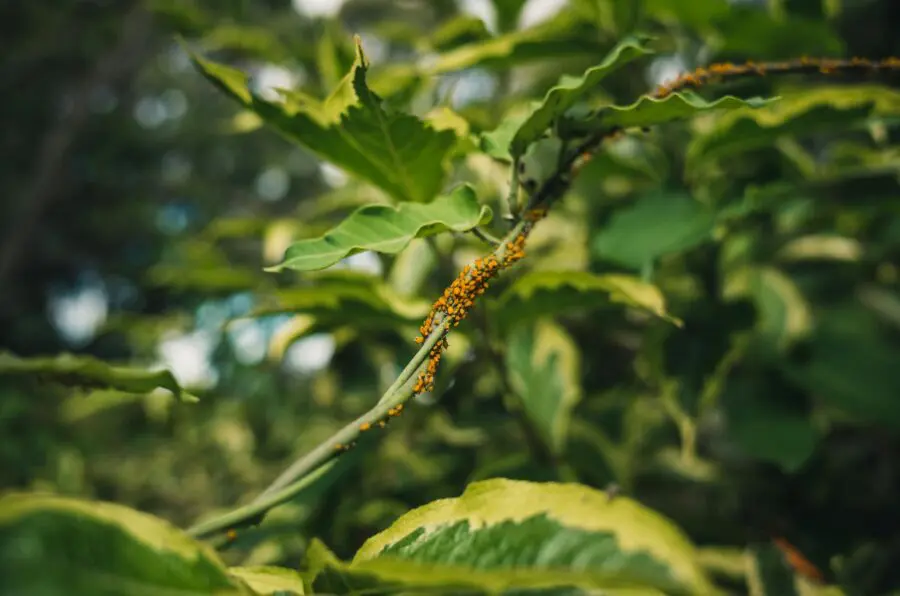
[430,14,492,51]
[642,0,729,31]
[424,106,478,156]
[687,85,900,167]
[723,267,812,354]
[267,185,491,272]
[188,37,457,203]
[388,238,437,298]
[722,376,818,472]
[507,35,654,159]
[315,20,355,91]
[559,92,778,136]
[479,109,533,161]
[492,0,529,32]
[713,8,844,59]
[506,320,583,455]
[785,309,900,430]
[247,271,430,324]
[0,352,198,403]
[0,492,240,595]
[328,479,717,595]
[593,193,716,270]
[776,235,863,262]
[229,566,306,595]
[493,270,680,332]
[200,24,292,62]
[146,239,264,294]
[428,10,607,75]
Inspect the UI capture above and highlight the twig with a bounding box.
[652,56,900,99]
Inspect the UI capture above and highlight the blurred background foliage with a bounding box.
[2,0,900,594]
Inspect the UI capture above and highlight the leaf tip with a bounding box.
[353,34,368,68]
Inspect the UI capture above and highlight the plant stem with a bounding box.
[258,323,448,501]
[188,219,538,540]
[506,158,521,219]
[470,226,502,247]
[188,459,338,539]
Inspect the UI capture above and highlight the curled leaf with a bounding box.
[494,270,680,332]
[0,352,198,403]
[267,185,491,272]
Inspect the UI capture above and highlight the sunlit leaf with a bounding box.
[304,479,717,594]
[493,270,680,332]
[593,193,716,270]
[723,266,812,353]
[560,92,777,136]
[424,106,477,155]
[428,10,607,74]
[188,37,457,203]
[315,19,354,91]
[507,35,654,159]
[479,109,533,161]
[200,24,292,62]
[229,566,306,594]
[777,234,863,262]
[388,238,437,298]
[0,352,198,403]
[506,320,582,455]
[267,185,491,272]
[430,14,492,51]
[0,493,239,594]
[247,271,430,325]
[688,85,900,166]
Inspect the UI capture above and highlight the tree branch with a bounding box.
[185,124,629,541]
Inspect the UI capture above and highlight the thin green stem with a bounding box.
[506,158,521,219]
[189,220,536,540]
[659,382,698,464]
[470,226,502,247]
[258,324,447,501]
[188,459,338,539]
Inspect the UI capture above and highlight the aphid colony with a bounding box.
[653,56,900,99]
[333,403,406,451]
[412,210,546,396]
